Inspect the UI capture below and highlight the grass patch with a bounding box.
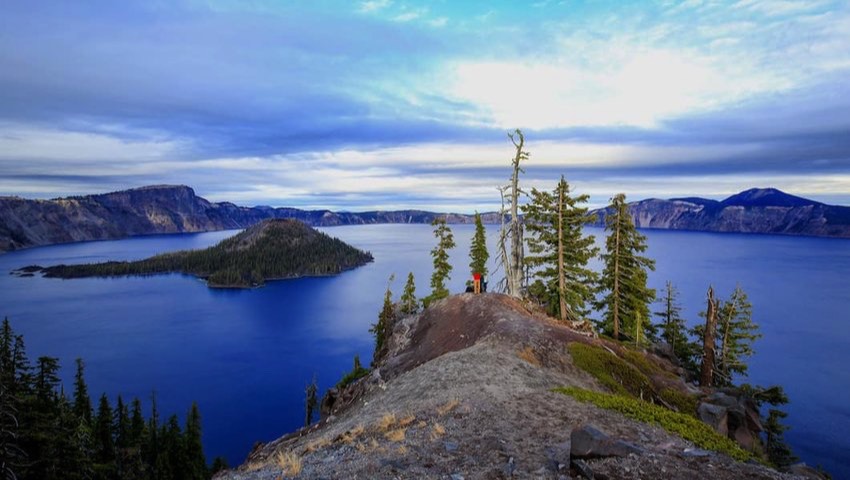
[397,414,416,428]
[436,399,460,416]
[517,345,541,366]
[376,413,396,431]
[555,386,754,462]
[659,388,698,416]
[430,423,446,440]
[338,424,365,444]
[275,451,303,477]
[384,428,406,442]
[568,342,653,398]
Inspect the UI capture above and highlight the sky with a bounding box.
[1,0,849,211]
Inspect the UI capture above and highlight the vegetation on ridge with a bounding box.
[555,386,755,462]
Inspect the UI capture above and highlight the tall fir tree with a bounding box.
[715,285,761,386]
[93,393,116,478]
[469,212,489,282]
[654,281,698,372]
[370,275,395,367]
[595,193,656,341]
[523,176,598,322]
[399,272,418,315]
[185,403,207,480]
[424,217,456,307]
[72,358,92,425]
[304,377,318,427]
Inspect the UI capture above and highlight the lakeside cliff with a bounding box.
[2,185,848,253]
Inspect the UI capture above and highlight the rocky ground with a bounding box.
[215,294,816,480]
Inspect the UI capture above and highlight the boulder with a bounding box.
[697,402,728,436]
[570,425,644,459]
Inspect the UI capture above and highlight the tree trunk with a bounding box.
[700,286,719,387]
[557,181,568,322]
[612,209,621,340]
[506,130,526,298]
[718,289,738,382]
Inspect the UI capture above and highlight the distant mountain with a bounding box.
[590,188,850,238]
[23,219,373,288]
[0,185,500,253]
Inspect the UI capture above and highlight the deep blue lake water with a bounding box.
[0,225,848,476]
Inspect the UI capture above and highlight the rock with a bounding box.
[697,402,729,436]
[732,425,756,451]
[503,456,516,477]
[570,424,644,459]
[681,447,713,457]
[706,392,739,409]
[450,474,465,480]
[444,441,459,452]
[544,442,570,472]
[570,458,594,479]
[786,463,831,479]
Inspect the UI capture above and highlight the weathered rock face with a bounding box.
[0,185,501,252]
[698,390,764,452]
[591,188,850,239]
[570,424,644,459]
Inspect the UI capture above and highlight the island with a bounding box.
[21,219,373,288]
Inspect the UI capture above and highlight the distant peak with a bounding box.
[721,188,819,208]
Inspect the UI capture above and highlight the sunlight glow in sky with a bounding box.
[1,0,849,210]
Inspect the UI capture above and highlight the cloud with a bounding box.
[358,0,392,13]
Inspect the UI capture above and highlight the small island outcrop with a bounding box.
[21,219,373,288]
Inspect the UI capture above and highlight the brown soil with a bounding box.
[215,294,805,480]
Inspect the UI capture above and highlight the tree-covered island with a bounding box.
[21,219,373,288]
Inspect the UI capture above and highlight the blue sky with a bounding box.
[1,0,848,211]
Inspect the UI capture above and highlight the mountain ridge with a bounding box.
[1,185,848,253]
[589,187,850,238]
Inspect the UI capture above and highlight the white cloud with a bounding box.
[358,0,392,13]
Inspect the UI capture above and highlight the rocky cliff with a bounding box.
[215,294,822,480]
[0,185,499,253]
[591,188,850,239]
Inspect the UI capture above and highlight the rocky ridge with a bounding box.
[590,188,850,238]
[0,185,500,253]
[215,294,822,480]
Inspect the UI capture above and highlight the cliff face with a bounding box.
[591,188,850,238]
[0,185,499,253]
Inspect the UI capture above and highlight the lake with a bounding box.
[0,224,848,476]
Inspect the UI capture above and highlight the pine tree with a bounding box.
[469,212,489,283]
[424,217,455,307]
[400,272,418,315]
[185,403,207,480]
[73,358,92,425]
[523,176,598,323]
[93,393,116,477]
[304,376,318,427]
[716,285,761,386]
[654,281,698,372]
[370,275,395,367]
[595,193,656,341]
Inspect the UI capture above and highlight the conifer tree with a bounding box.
[185,402,207,480]
[654,281,698,371]
[93,393,116,476]
[370,275,395,366]
[73,358,92,425]
[498,129,528,298]
[400,272,418,315]
[424,217,455,307]
[523,176,598,322]
[469,212,489,282]
[595,193,656,341]
[304,376,318,427]
[716,285,761,386]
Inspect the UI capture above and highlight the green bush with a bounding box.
[567,342,653,398]
[555,386,754,462]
